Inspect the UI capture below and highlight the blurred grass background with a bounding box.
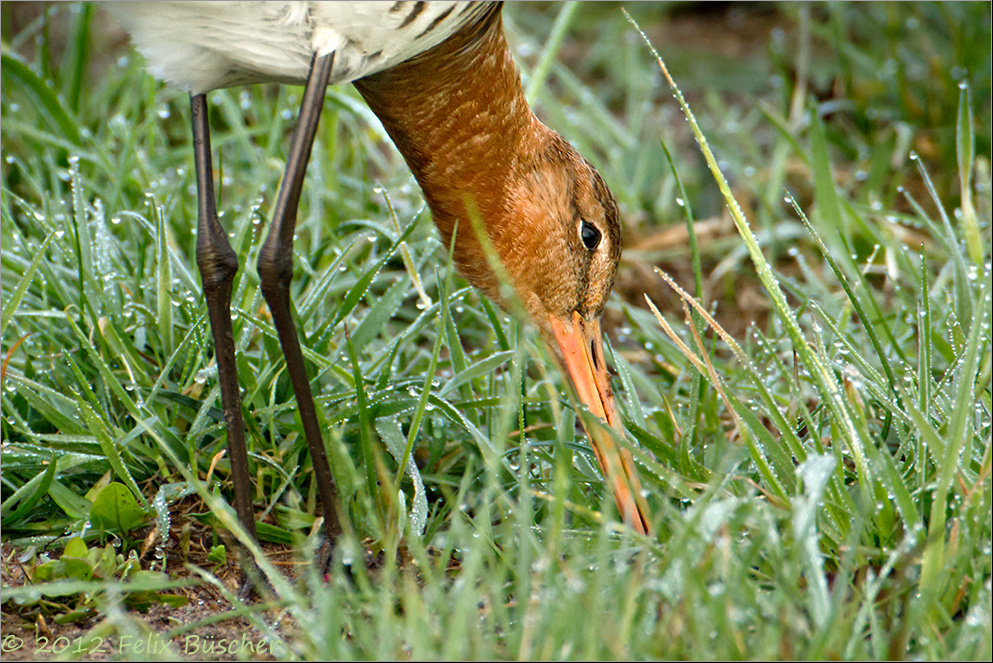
[2,2,990,659]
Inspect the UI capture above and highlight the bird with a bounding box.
[112,1,652,547]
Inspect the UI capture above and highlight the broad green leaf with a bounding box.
[89,482,149,534]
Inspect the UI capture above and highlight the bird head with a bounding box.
[488,132,647,532]
[490,132,623,428]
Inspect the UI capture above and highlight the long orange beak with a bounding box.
[548,311,651,534]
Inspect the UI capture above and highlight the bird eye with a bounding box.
[580,221,601,251]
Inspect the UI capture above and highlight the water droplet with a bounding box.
[195,366,217,384]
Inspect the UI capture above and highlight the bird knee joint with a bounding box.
[257,252,292,290]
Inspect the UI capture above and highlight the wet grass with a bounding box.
[2,2,991,659]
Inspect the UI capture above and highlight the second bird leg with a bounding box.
[256,51,343,543]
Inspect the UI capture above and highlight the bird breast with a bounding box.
[112,1,495,94]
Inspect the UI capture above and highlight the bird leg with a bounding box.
[191,93,258,543]
[256,51,342,543]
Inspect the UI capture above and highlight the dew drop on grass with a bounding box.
[531,557,549,574]
[195,366,216,384]
[109,113,127,134]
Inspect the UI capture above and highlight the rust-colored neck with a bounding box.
[354,6,548,299]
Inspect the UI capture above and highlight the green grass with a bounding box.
[2,2,991,659]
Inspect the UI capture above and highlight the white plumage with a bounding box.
[112,1,491,94]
